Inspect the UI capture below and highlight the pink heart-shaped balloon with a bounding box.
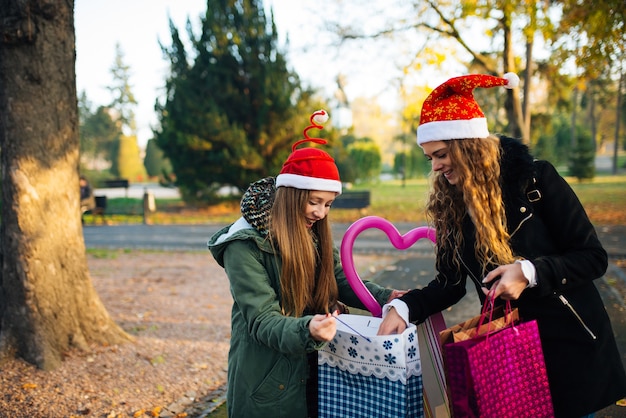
[340,216,436,317]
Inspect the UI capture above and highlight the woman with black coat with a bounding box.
[378,73,626,417]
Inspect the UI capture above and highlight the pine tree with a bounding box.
[347,139,382,183]
[155,0,311,202]
[107,44,144,180]
[108,43,137,136]
[79,104,122,170]
[116,134,147,181]
[144,139,173,179]
[568,128,596,181]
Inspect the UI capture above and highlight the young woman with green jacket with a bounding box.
[209,110,404,418]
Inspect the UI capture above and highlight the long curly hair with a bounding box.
[268,187,338,317]
[426,136,516,275]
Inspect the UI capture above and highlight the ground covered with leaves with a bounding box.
[0,252,232,418]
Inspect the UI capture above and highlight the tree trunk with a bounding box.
[522,37,533,145]
[571,84,579,150]
[501,16,525,141]
[0,0,131,370]
[588,81,597,153]
[613,71,623,175]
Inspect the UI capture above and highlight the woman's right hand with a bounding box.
[309,313,337,342]
[377,307,407,335]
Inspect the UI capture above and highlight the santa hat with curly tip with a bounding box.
[417,73,520,146]
[275,110,342,194]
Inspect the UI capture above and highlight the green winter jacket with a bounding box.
[209,217,392,418]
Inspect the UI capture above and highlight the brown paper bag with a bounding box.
[439,305,519,346]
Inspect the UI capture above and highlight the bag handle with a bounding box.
[476,290,514,336]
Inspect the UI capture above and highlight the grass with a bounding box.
[565,175,626,225]
[82,174,626,227]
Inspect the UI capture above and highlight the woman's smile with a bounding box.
[422,141,459,185]
[305,190,337,227]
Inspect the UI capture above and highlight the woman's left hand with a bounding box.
[386,289,409,303]
[482,263,528,300]
[309,312,338,342]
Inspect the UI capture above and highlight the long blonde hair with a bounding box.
[426,136,516,274]
[269,187,338,317]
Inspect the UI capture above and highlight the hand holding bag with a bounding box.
[441,294,554,418]
[439,297,519,346]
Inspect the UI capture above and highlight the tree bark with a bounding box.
[613,71,623,175]
[501,16,524,141]
[522,37,533,145]
[0,0,131,370]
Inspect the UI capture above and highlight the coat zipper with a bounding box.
[557,294,597,340]
[512,209,597,340]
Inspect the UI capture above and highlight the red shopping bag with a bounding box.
[442,297,554,418]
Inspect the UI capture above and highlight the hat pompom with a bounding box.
[312,110,329,124]
[503,72,519,89]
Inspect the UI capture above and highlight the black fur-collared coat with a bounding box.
[401,136,626,417]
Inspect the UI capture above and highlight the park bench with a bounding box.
[83,179,128,224]
[103,178,130,198]
[104,179,129,188]
[85,186,157,225]
[332,190,371,210]
[92,195,107,220]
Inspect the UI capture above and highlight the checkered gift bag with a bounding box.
[318,314,424,418]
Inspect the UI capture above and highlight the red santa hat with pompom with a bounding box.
[417,73,520,146]
[275,110,342,194]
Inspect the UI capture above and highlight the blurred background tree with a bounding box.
[143,138,173,182]
[154,0,326,203]
[79,97,121,175]
[79,44,146,182]
[107,44,146,181]
[346,139,382,183]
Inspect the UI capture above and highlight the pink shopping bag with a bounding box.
[442,301,554,418]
